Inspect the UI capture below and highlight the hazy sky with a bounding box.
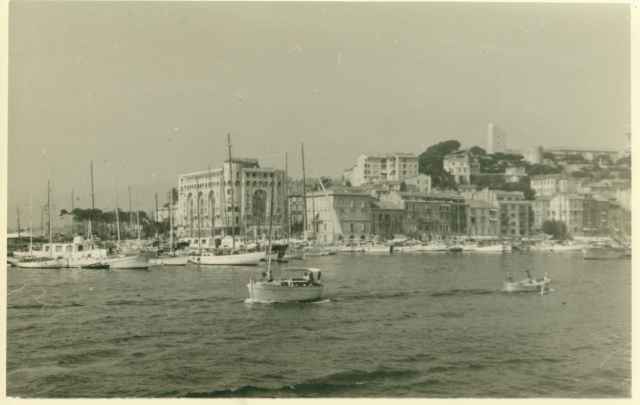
[8,1,630,227]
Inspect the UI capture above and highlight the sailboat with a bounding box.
[150,194,189,266]
[192,133,266,266]
[247,168,324,303]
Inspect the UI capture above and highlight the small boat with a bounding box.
[503,271,551,293]
[582,245,628,260]
[191,251,266,266]
[448,245,464,253]
[104,254,150,269]
[471,243,512,253]
[247,267,324,303]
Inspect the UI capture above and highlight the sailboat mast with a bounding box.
[89,160,95,240]
[301,143,307,238]
[29,194,33,254]
[47,179,52,244]
[284,152,290,240]
[227,133,236,251]
[17,206,21,239]
[168,191,174,255]
[265,173,275,281]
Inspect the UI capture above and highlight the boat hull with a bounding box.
[247,281,323,303]
[105,255,149,269]
[149,255,189,266]
[191,251,266,266]
[503,277,551,293]
[15,258,67,269]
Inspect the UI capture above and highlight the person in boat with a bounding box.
[506,272,514,282]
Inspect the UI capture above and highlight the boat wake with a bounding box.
[183,367,420,397]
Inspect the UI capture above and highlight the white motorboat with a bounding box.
[104,254,149,269]
[409,243,449,253]
[149,255,189,266]
[190,251,266,266]
[503,272,551,293]
[247,267,324,303]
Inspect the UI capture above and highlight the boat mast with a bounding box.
[89,160,95,241]
[301,143,307,238]
[197,190,201,255]
[128,185,133,237]
[265,172,275,281]
[168,191,174,255]
[284,152,290,241]
[209,166,215,240]
[115,189,121,245]
[47,179,52,244]
[227,133,236,251]
[29,194,33,254]
[16,206,21,240]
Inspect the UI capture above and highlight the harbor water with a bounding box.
[7,252,630,397]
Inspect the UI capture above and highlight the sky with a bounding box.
[7,1,630,228]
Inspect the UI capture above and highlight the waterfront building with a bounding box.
[582,195,611,236]
[372,200,406,240]
[548,193,585,236]
[487,122,507,154]
[530,174,579,197]
[304,189,376,243]
[443,150,480,184]
[176,158,286,240]
[465,199,499,237]
[379,191,466,239]
[462,188,531,237]
[346,153,419,187]
[531,197,551,232]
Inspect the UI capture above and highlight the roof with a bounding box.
[466,199,497,209]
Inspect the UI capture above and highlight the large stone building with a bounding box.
[547,193,585,236]
[465,199,499,237]
[443,150,480,184]
[346,153,419,187]
[304,189,376,243]
[176,158,286,239]
[379,191,467,239]
[462,188,532,237]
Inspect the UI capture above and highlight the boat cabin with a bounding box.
[277,267,322,287]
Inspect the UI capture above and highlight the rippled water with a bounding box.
[7,252,631,398]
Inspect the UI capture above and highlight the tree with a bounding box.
[542,220,568,240]
[418,140,461,189]
[469,146,486,156]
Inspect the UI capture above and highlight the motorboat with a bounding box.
[247,267,324,303]
[470,242,512,253]
[503,271,551,293]
[81,262,110,270]
[190,251,266,266]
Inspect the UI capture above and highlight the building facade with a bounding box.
[504,166,527,183]
[443,151,480,184]
[547,193,585,236]
[404,174,432,193]
[530,174,579,198]
[177,159,286,239]
[463,188,532,237]
[347,153,419,187]
[465,199,499,237]
[304,190,376,243]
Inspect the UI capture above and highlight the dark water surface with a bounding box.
[7,253,631,397]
